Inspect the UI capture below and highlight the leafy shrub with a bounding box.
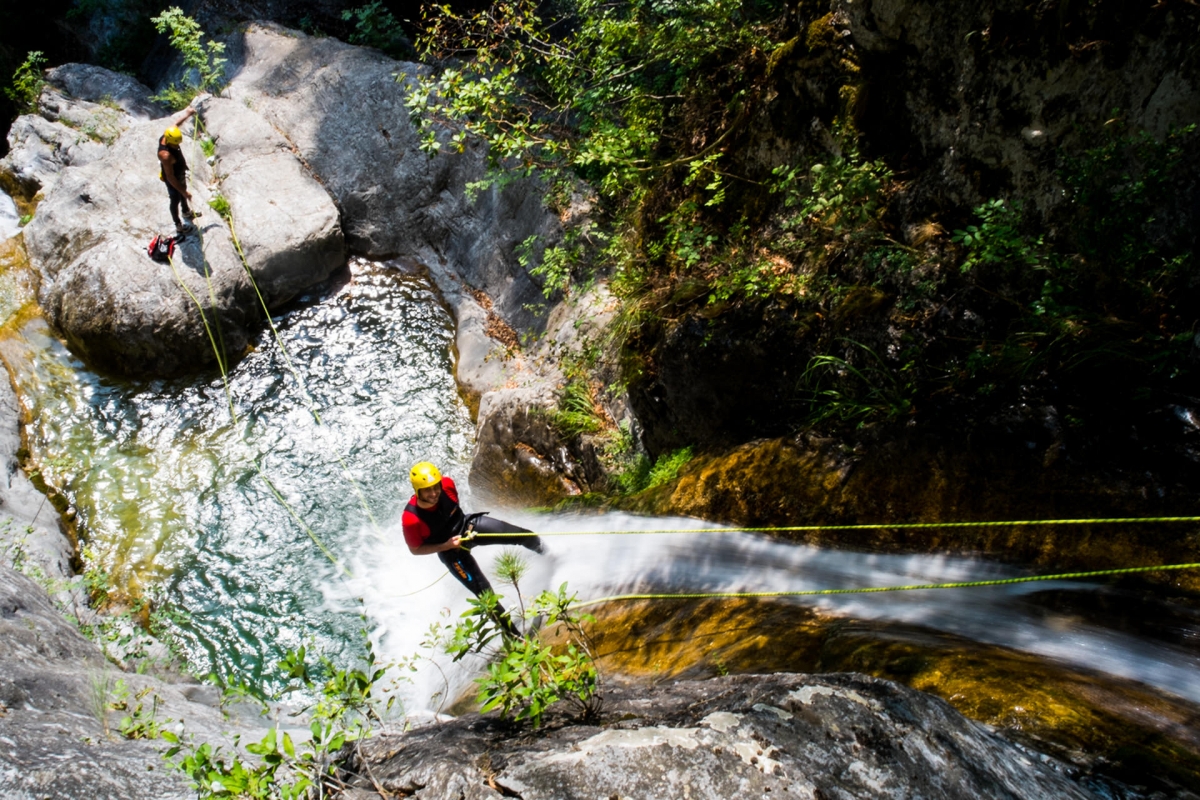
[611,446,693,494]
[4,51,47,114]
[342,2,411,58]
[774,147,892,235]
[443,581,600,729]
[952,199,1046,274]
[404,0,782,199]
[1060,121,1197,285]
[646,446,693,488]
[151,8,227,109]
[166,639,396,799]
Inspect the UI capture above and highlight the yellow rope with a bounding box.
[257,466,352,578]
[165,251,237,424]
[473,514,1200,539]
[570,562,1200,610]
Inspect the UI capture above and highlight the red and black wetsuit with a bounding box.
[402,477,542,604]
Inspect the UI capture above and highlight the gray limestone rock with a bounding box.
[200,97,344,307]
[0,375,71,582]
[22,130,256,376]
[13,64,344,376]
[0,65,162,203]
[220,22,558,394]
[347,673,1095,799]
[45,63,165,121]
[0,566,205,800]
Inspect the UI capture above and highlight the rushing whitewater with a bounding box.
[4,257,1197,712]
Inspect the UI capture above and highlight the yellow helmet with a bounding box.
[162,126,183,145]
[410,461,442,490]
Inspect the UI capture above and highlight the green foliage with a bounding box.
[151,8,227,108]
[117,686,167,740]
[611,445,693,494]
[166,638,397,799]
[653,201,719,269]
[4,51,47,114]
[646,446,693,488]
[208,193,231,219]
[708,251,804,304]
[1060,121,1197,285]
[801,340,916,427]
[952,199,1046,274]
[774,146,892,235]
[518,227,601,298]
[442,580,600,728]
[404,0,782,199]
[200,136,217,158]
[552,378,603,437]
[341,2,411,58]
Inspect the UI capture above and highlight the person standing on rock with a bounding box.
[402,461,544,636]
[157,95,209,241]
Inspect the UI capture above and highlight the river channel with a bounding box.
[2,253,1198,723]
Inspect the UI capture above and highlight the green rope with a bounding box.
[472,514,1200,539]
[257,466,352,578]
[221,205,380,531]
[165,251,237,424]
[570,561,1200,610]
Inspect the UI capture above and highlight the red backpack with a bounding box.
[147,234,175,264]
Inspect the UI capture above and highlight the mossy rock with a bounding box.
[581,597,1200,795]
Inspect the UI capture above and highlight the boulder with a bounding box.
[199,97,343,307]
[0,64,164,206]
[22,125,255,376]
[347,673,1094,799]
[14,64,344,376]
[0,564,233,800]
[220,23,559,394]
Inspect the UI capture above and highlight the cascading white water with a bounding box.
[2,253,1197,717]
[342,509,1200,713]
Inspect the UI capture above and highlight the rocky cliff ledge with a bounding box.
[344,674,1093,799]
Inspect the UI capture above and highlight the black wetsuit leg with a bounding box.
[438,548,495,597]
[466,516,544,552]
[167,183,191,228]
[438,548,520,636]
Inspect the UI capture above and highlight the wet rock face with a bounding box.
[348,673,1092,799]
[627,300,819,455]
[836,0,1200,220]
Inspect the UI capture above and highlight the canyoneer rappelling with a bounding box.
[156,94,209,241]
[402,461,545,636]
